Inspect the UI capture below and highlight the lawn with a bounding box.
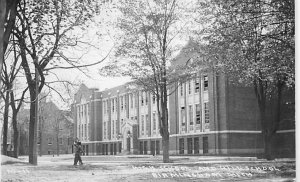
[1,155,295,182]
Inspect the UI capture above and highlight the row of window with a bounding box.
[181,102,209,126]
[180,75,208,96]
[37,137,64,145]
[103,91,159,115]
[103,113,159,140]
[140,113,158,136]
[82,75,211,140]
[77,104,89,122]
[78,124,89,140]
[101,143,122,155]
[179,137,209,154]
[139,140,160,155]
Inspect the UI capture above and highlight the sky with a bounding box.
[44,2,131,109]
[45,0,198,109]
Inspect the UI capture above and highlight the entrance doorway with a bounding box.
[127,137,130,152]
[126,131,131,152]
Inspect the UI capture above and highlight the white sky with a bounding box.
[13,0,194,109]
[46,0,196,109]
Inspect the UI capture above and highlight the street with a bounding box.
[1,155,296,182]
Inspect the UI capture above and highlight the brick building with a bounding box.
[72,44,295,157]
[18,98,74,156]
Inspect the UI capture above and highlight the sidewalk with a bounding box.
[16,154,295,164]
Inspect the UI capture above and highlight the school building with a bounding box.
[72,44,295,158]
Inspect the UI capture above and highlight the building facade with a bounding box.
[73,76,295,157]
[18,98,74,156]
[72,43,295,157]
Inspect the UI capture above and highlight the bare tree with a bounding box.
[12,0,107,164]
[101,0,195,163]
[0,0,19,81]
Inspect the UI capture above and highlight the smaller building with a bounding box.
[18,97,74,156]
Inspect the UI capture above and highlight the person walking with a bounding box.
[73,141,84,166]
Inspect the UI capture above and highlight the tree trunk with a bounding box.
[263,130,274,160]
[0,0,6,77]
[2,91,10,156]
[162,130,170,163]
[28,99,37,165]
[12,112,19,158]
[160,81,170,163]
[57,135,59,156]
[259,106,275,160]
[39,130,42,156]
[39,117,42,156]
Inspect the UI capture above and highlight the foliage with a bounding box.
[100,0,197,93]
[194,0,295,159]
[194,0,294,90]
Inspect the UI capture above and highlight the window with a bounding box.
[143,141,148,154]
[130,94,133,108]
[86,104,89,117]
[85,124,87,138]
[112,120,114,137]
[204,102,209,123]
[58,124,63,131]
[141,92,144,106]
[203,137,208,154]
[141,115,144,135]
[195,77,200,93]
[156,141,160,155]
[104,122,107,138]
[153,113,156,131]
[195,104,201,124]
[140,142,143,154]
[181,107,185,126]
[78,125,81,139]
[88,123,90,139]
[103,101,106,114]
[194,137,199,154]
[112,99,115,112]
[188,80,191,94]
[48,138,53,145]
[189,105,193,125]
[121,96,124,110]
[180,83,183,96]
[152,95,156,104]
[179,138,184,154]
[204,75,208,91]
[37,132,41,145]
[145,92,148,105]
[106,101,109,113]
[146,114,148,135]
[134,93,137,108]
[187,138,193,154]
[59,138,63,145]
[77,106,80,120]
[124,96,127,110]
